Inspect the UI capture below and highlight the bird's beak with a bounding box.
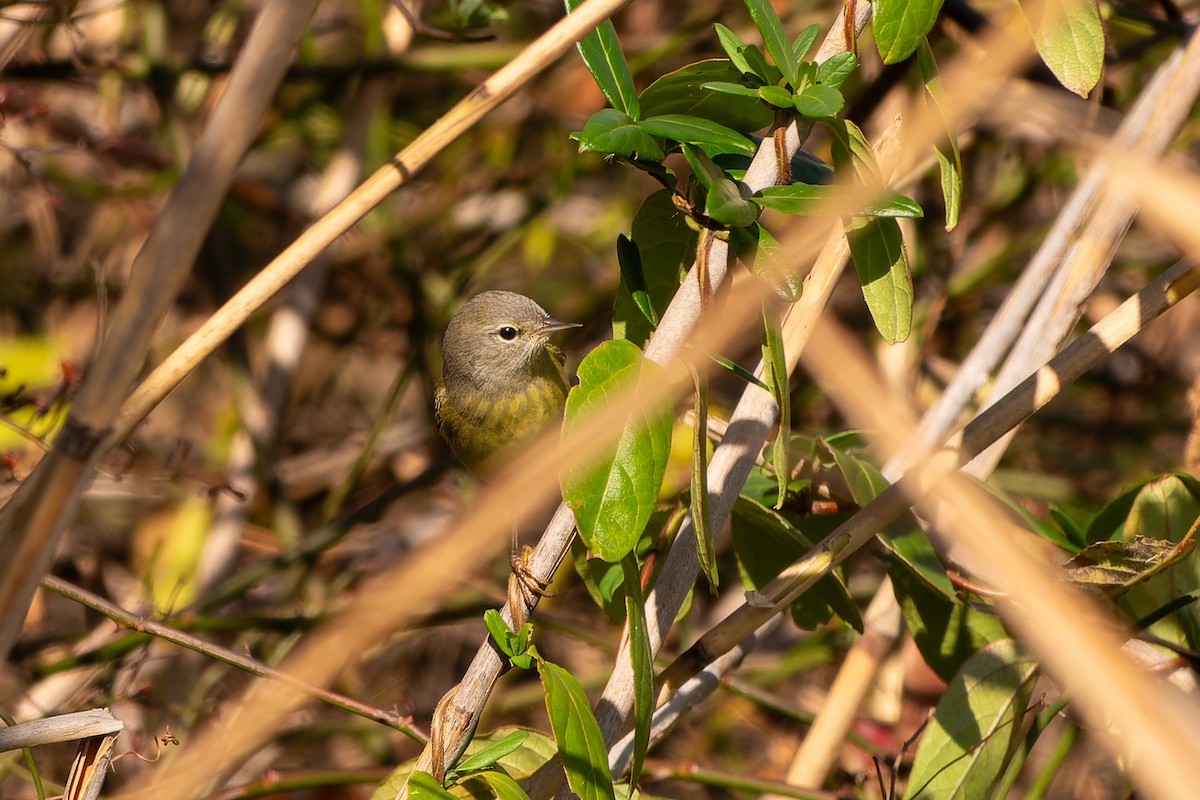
[537,317,583,335]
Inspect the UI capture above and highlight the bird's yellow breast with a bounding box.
[435,374,568,478]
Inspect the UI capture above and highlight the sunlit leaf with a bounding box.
[873,0,945,64]
[904,639,1038,800]
[847,217,913,344]
[561,340,672,562]
[565,0,640,118]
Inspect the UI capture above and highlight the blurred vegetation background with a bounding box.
[1,0,1198,798]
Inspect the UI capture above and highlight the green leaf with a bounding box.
[484,609,535,670]
[791,23,821,61]
[641,60,774,133]
[690,368,718,591]
[616,234,657,329]
[714,24,754,76]
[572,539,627,621]
[638,114,756,157]
[703,80,763,99]
[793,83,844,118]
[1124,473,1200,543]
[749,224,803,301]
[822,437,889,506]
[741,43,782,85]
[705,177,759,227]
[1029,0,1105,98]
[473,770,532,800]
[1061,535,1195,599]
[825,117,884,185]
[707,351,772,392]
[762,304,790,509]
[888,545,1008,681]
[755,184,923,218]
[817,51,858,89]
[916,40,963,231]
[743,0,800,87]
[757,84,795,109]
[621,555,654,785]
[565,0,640,118]
[577,109,664,160]
[873,0,945,64]
[561,340,672,562]
[730,496,863,631]
[408,771,459,800]
[539,659,617,800]
[451,729,531,776]
[847,217,913,344]
[681,143,724,190]
[903,640,1038,800]
[613,191,696,345]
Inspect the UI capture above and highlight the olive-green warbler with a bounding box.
[434,291,579,477]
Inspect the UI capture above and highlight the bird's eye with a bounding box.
[498,326,519,341]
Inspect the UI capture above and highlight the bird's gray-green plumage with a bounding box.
[434,291,576,477]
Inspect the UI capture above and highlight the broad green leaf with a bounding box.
[1086,479,1151,543]
[1029,0,1105,98]
[825,117,884,185]
[616,234,657,328]
[408,771,458,800]
[539,659,617,800]
[743,0,800,87]
[847,217,913,344]
[750,224,803,301]
[762,304,790,509]
[690,368,718,590]
[561,340,672,562]
[888,548,1008,681]
[572,538,627,621]
[793,84,844,118]
[821,437,889,506]
[451,729,530,775]
[638,114,756,156]
[741,43,782,86]
[873,0,945,64]
[917,41,962,231]
[791,23,821,61]
[565,0,640,118]
[1124,473,1200,543]
[681,142,724,189]
[903,640,1038,800]
[817,51,858,89]
[757,84,794,109]
[577,109,663,160]
[473,771,531,800]
[755,184,923,218]
[730,496,863,631]
[703,80,762,99]
[614,191,696,345]
[881,525,954,599]
[714,24,754,76]
[1061,535,1195,598]
[621,555,654,785]
[705,177,759,227]
[641,60,774,133]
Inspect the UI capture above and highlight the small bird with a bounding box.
[434,291,580,478]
